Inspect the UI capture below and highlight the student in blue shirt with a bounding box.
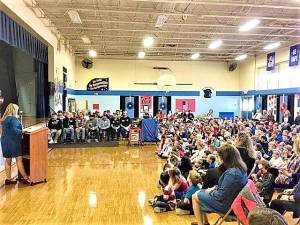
[176,170,201,215]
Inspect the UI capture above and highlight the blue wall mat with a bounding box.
[219,112,234,119]
[125,97,134,118]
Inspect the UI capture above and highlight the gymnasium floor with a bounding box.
[0,146,295,225]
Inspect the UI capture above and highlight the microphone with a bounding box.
[19,110,23,126]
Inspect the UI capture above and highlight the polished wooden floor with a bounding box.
[0,146,296,225]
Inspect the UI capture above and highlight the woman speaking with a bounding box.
[1,103,30,185]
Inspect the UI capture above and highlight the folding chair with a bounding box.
[247,163,257,179]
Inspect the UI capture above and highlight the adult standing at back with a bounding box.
[235,131,256,175]
[1,103,30,184]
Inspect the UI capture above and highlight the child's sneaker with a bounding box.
[176,208,190,215]
[147,199,154,206]
[153,207,167,213]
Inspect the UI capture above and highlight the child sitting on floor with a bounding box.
[168,167,189,199]
[159,163,173,188]
[149,184,177,213]
[176,170,201,215]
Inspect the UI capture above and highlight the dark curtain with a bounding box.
[0,11,48,63]
[0,41,18,115]
[0,11,49,117]
[153,96,159,116]
[120,96,126,111]
[36,60,49,118]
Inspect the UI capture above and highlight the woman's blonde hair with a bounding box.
[2,103,19,121]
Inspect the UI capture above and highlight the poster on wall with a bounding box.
[267,95,277,119]
[93,104,100,111]
[289,44,300,67]
[176,99,196,112]
[140,96,152,113]
[266,52,275,71]
[87,78,109,91]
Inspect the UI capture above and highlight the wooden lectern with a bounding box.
[21,125,48,185]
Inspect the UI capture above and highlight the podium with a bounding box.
[21,125,48,184]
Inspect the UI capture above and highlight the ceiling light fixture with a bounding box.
[143,37,154,48]
[263,42,281,50]
[89,50,97,58]
[235,54,248,61]
[208,40,223,49]
[239,19,260,32]
[190,53,200,60]
[138,51,145,59]
[67,10,82,24]
[81,35,91,44]
[155,15,168,28]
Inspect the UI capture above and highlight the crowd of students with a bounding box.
[47,110,131,144]
[149,109,300,225]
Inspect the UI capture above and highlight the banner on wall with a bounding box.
[93,104,100,110]
[267,95,277,119]
[266,52,276,71]
[140,96,152,112]
[175,99,195,112]
[87,78,109,91]
[289,44,300,67]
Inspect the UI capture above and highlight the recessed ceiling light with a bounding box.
[81,35,91,44]
[67,10,82,24]
[190,52,200,60]
[89,50,97,58]
[138,51,145,59]
[235,54,248,61]
[143,37,154,48]
[263,42,281,50]
[208,40,223,49]
[239,19,260,32]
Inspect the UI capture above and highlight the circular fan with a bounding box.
[127,102,134,109]
[81,58,93,69]
[228,62,237,72]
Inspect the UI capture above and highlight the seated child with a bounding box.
[159,163,173,188]
[149,185,176,213]
[179,152,193,179]
[169,167,189,199]
[176,170,201,215]
[201,154,217,169]
[255,160,277,205]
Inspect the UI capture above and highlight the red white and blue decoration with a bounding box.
[289,44,300,67]
[266,52,275,71]
[87,78,109,91]
[126,102,134,109]
[159,102,166,110]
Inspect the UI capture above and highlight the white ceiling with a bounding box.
[29,0,300,61]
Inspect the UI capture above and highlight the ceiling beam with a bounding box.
[73,46,265,52]
[131,0,300,10]
[32,5,300,22]
[56,27,300,38]
[64,34,294,43]
[46,18,300,31]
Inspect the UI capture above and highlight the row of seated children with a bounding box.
[149,111,300,224]
[47,110,131,144]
